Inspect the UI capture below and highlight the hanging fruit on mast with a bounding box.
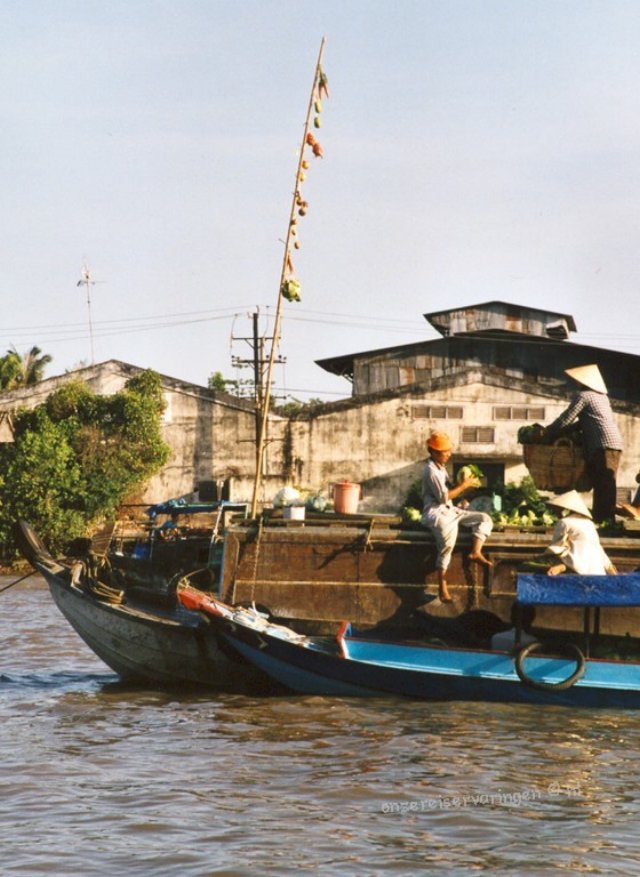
[251,38,330,517]
[280,59,329,304]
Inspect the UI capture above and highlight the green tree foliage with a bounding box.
[273,397,324,417]
[0,346,52,390]
[0,370,170,554]
[207,370,255,397]
[207,370,228,392]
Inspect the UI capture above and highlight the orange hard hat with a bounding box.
[427,431,453,452]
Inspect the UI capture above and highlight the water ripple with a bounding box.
[2,582,640,875]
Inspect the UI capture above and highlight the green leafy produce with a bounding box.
[490,476,559,528]
[401,479,422,513]
[518,424,537,444]
[457,464,484,484]
[402,506,422,523]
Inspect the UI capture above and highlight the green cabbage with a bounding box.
[457,464,484,484]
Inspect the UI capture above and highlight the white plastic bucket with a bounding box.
[283,506,306,521]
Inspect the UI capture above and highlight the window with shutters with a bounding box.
[493,406,545,421]
[461,426,495,443]
[412,405,463,419]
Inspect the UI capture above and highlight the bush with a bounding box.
[0,371,170,556]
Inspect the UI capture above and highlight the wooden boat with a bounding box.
[178,573,640,708]
[17,509,640,695]
[15,520,266,691]
[217,513,640,639]
[108,498,248,600]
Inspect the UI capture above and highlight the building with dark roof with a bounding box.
[299,301,640,510]
[316,300,639,404]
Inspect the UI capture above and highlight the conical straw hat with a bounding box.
[547,490,592,518]
[565,364,607,394]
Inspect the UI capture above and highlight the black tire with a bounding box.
[515,640,586,691]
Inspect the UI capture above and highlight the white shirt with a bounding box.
[546,514,612,575]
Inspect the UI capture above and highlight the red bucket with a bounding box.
[331,481,361,514]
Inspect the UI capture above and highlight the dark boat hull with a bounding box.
[17,520,264,689]
[181,589,640,709]
[41,565,247,688]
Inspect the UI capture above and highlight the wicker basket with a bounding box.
[522,440,590,492]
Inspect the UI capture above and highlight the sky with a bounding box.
[2,0,640,402]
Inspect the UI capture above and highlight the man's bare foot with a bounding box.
[468,552,493,567]
[438,587,454,603]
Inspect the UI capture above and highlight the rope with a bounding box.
[0,570,35,594]
[249,514,265,606]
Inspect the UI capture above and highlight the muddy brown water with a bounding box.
[2,576,640,876]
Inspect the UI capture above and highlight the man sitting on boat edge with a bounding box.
[421,430,493,604]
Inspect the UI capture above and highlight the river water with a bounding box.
[2,576,640,876]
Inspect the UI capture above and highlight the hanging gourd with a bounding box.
[281,279,302,302]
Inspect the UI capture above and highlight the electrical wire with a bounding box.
[1,303,638,355]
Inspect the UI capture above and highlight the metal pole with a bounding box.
[253,310,263,473]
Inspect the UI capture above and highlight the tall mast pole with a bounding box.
[250,37,327,518]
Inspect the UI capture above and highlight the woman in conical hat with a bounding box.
[547,489,592,518]
[542,363,622,523]
[544,490,616,576]
[421,431,493,603]
[564,364,608,394]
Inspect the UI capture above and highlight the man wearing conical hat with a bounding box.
[543,364,622,523]
[421,431,493,603]
[543,490,616,576]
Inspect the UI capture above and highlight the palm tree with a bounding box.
[0,346,52,390]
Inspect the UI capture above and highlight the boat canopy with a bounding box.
[145,498,248,519]
[517,573,640,607]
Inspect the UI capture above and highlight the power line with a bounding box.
[1,303,639,354]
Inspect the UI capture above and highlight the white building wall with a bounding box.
[290,380,640,513]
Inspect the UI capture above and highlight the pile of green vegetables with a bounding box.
[400,474,558,529]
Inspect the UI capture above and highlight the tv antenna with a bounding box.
[76,264,105,364]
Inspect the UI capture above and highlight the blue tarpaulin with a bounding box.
[517,573,640,607]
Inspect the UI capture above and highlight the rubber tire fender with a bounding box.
[515,641,586,691]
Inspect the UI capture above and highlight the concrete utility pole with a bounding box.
[231,310,285,475]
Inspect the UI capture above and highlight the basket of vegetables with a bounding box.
[518,425,590,492]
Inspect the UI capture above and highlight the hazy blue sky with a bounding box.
[3,1,640,400]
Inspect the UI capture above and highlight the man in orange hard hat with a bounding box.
[421,431,493,603]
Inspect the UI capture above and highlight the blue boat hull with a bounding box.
[222,623,640,709]
[217,620,640,709]
[176,585,640,708]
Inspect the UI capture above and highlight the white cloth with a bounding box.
[546,515,612,575]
